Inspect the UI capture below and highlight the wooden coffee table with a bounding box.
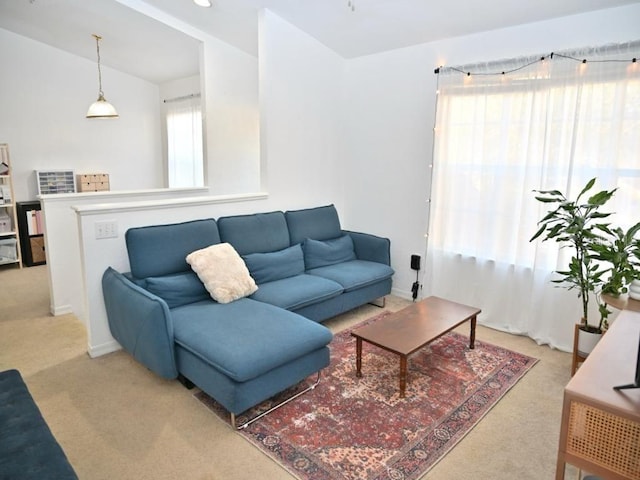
[352,296,481,397]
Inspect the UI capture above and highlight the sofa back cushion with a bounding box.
[144,272,210,308]
[303,235,357,269]
[217,211,290,255]
[126,219,220,278]
[285,204,342,245]
[243,244,305,284]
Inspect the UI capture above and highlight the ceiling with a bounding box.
[0,0,638,85]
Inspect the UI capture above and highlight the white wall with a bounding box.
[342,3,640,300]
[0,28,164,202]
[259,10,346,210]
[202,37,261,194]
[0,25,262,200]
[343,47,434,299]
[112,0,263,196]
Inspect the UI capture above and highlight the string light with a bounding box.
[435,51,638,77]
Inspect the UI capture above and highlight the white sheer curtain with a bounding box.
[166,95,204,188]
[426,42,640,351]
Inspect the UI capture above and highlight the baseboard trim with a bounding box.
[50,304,73,316]
[391,287,413,301]
[87,340,121,358]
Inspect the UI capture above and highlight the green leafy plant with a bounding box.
[590,222,640,296]
[530,178,616,333]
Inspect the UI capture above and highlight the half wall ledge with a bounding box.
[73,191,271,357]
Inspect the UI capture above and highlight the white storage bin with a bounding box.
[0,212,11,233]
[0,238,17,262]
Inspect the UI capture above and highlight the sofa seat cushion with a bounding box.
[243,244,305,284]
[307,260,395,292]
[171,299,333,383]
[249,274,343,311]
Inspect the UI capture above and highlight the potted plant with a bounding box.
[530,178,616,353]
[628,238,640,300]
[590,221,640,297]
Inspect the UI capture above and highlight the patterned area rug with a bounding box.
[195,312,538,480]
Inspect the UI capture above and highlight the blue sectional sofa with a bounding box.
[102,204,393,428]
[0,369,78,479]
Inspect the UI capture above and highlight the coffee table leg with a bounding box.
[399,356,407,398]
[470,315,476,349]
[356,337,362,378]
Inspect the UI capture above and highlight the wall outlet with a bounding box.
[95,220,118,239]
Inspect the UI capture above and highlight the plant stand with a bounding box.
[571,324,588,376]
[602,293,640,313]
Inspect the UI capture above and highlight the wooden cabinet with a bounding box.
[0,144,22,268]
[17,201,46,267]
[76,173,110,192]
[556,309,640,479]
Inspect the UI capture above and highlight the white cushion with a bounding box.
[186,243,258,304]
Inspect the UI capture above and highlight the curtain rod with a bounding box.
[434,40,640,76]
[163,93,201,104]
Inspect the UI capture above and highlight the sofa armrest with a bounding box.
[102,267,178,379]
[343,230,391,265]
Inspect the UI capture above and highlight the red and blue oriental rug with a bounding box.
[195,312,537,480]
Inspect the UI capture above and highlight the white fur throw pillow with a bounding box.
[186,243,258,304]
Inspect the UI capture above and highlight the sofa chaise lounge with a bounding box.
[0,369,78,479]
[102,204,394,428]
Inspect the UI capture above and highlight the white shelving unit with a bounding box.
[0,144,22,268]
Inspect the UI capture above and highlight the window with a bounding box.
[166,96,204,188]
[426,43,640,350]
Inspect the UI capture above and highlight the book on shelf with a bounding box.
[26,209,44,236]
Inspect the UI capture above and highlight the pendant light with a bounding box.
[86,34,118,119]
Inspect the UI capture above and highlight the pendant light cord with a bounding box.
[93,34,104,97]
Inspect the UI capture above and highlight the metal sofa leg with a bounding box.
[178,374,195,390]
[369,297,386,308]
[230,372,322,430]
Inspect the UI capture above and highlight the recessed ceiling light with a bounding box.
[193,0,211,7]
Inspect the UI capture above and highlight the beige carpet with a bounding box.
[0,264,580,479]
